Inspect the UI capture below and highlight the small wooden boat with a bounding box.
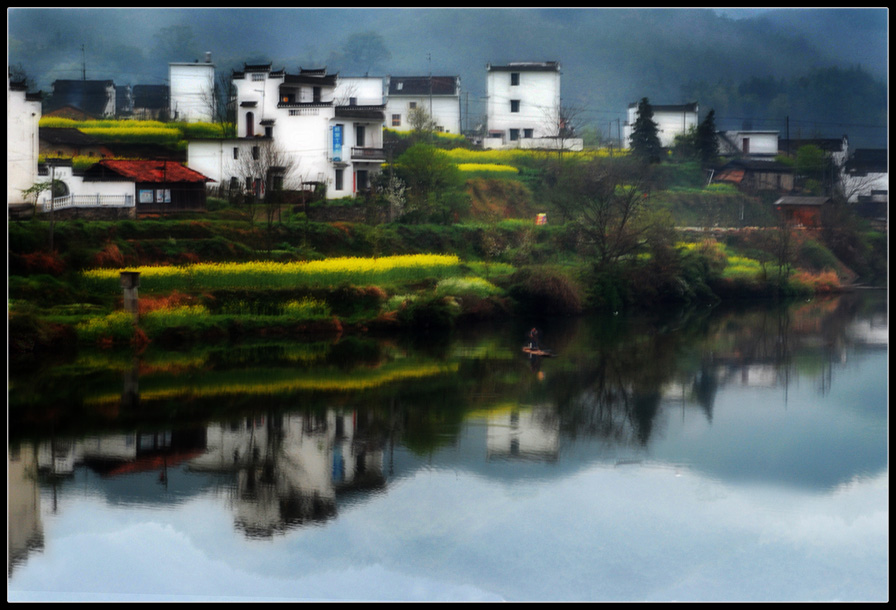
[522,346,555,357]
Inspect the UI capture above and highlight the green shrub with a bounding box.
[396,295,459,329]
[508,266,584,315]
[76,311,136,344]
[797,239,841,272]
[434,276,503,299]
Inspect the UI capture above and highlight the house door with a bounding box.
[246,112,255,137]
[355,125,365,147]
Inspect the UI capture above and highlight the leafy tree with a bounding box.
[629,98,662,164]
[394,144,469,224]
[795,144,827,194]
[408,106,437,140]
[695,109,719,165]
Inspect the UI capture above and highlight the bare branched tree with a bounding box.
[541,100,586,159]
[228,140,304,242]
[553,159,659,270]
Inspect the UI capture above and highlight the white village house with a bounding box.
[169,53,217,123]
[717,129,780,158]
[484,61,581,151]
[7,78,42,206]
[623,102,699,149]
[385,75,461,134]
[188,63,386,200]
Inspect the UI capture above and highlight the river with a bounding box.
[8,291,888,601]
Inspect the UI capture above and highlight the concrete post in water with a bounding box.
[120,271,141,317]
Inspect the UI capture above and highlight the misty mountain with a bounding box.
[8,8,887,147]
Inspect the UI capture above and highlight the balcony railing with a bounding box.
[351,147,386,161]
[38,194,134,212]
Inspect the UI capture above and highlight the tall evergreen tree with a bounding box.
[695,109,719,165]
[630,98,662,164]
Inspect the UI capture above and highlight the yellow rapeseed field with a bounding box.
[83,254,463,292]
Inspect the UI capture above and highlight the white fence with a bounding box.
[38,194,134,213]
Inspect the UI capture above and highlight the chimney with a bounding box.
[205,52,212,64]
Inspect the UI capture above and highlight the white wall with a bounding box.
[623,105,699,149]
[335,76,385,106]
[842,171,888,203]
[486,66,560,147]
[169,61,216,123]
[385,95,460,133]
[730,131,779,156]
[7,86,41,205]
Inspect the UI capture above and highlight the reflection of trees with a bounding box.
[549,327,681,447]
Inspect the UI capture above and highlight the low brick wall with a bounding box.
[304,204,390,224]
[42,206,137,221]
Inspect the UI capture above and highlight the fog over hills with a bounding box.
[8,8,888,147]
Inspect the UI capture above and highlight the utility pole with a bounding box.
[427,53,434,143]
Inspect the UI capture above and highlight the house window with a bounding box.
[510,100,520,113]
[252,146,259,160]
[524,128,533,139]
[264,125,273,138]
[349,97,357,106]
[229,177,239,190]
[233,147,239,160]
[335,169,344,191]
[313,86,321,103]
[409,101,417,109]
[509,129,520,141]
[742,138,751,154]
[251,73,264,81]
[392,114,401,127]
[355,125,365,147]
[511,72,520,86]
[246,111,254,137]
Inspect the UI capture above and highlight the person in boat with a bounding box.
[527,327,539,350]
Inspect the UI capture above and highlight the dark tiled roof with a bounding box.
[283,72,338,86]
[845,149,888,174]
[133,84,169,108]
[487,62,560,72]
[629,101,698,113]
[335,105,386,120]
[722,158,793,172]
[40,127,99,146]
[388,76,459,96]
[779,137,847,153]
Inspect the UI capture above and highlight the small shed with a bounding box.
[81,159,213,214]
[774,196,831,228]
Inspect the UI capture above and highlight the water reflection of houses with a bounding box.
[8,445,44,576]
[187,410,386,538]
[486,406,559,462]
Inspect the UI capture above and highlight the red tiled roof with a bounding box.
[96,159,212,183]
[715,169,744,184]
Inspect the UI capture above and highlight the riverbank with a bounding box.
[7,209,886,356]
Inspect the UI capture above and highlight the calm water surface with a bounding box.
[8,292,888,601]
